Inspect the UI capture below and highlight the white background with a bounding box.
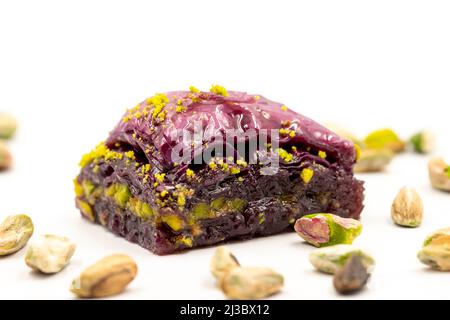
[1,0,450,300]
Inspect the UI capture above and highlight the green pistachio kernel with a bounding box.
[107,184,131,207]
[309,244,375,274]
[228,198,247,212]
[82,180,95,196]
[76,199,95,222]
[354,148,394,173]
[161,214,184,231]
[410,130,435,154]
[445,167,450,179]
[73,179,84,197]
[211,197,226,210]
[192,203,211,220]
[127,198,154,220]
[364,128,405,153]
[294,213,362,247]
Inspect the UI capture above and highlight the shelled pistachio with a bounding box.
[309,244,375,274]
[294,213,362,247]
[363,128,405,153]
[391,187,423,227]
[417,227,450,271]
[409,130,435,154]
[354,148,394,173]
[428,157,450,192]
[219,267,284,300]
[25,234,76,274]
[210,246,240,280]
[0,214,34,256]
[70,254,137,298]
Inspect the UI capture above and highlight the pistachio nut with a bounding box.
[391,187,423,227]
[210,246,240,280]
[417,227,450,271]
[354,148,394,173]
[363,128,405,153]
[309,244,375,274]
[333,255,370,294]
[0,141,12,171]
[70,254,138,298]
[0,214,34,256]
[428,157,450,192]
[294,213,362,247]
[25,234,76,274]
[219,267,284,300]
[0,113,17,139]
[409,130,435,154]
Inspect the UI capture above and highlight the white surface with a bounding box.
[1,0,450,300]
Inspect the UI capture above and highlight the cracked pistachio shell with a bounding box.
[409,130,435,154]
[0,113,17,139]
[309,244,375,274]
[294,213,362,247]
[354,148,394,173]
[428,157,450,192]
[0,141,12,171]
[219,267,284,300]
[363,128,405,153]
[70,254,137,298]
[391,187,423,227]
[210,246,240,280]
[418,227,450,271]
[0,214,34,256]
[25,234,76,274]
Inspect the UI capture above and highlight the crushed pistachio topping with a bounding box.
[177,193,186,206]
[80,143,124,167]
[210,84,228,97]
[279,128,296,138]
[79,143,108,167]
[154,173,166,183]
[144,93,169,121]
[189,86,200,93]
[141,164,151,174]
[230,167,241,175]
[124,151,135,160]
[186,169,195,179]
[175,105,186,113]
[276,148,293,162]
[160,190,168,198]
[236,159,248,167]
[301,168,314,184]
[318,151,327,159]
[281,105,288,112]
[208,161,217,170]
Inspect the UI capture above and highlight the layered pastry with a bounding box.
[74,86,364,255]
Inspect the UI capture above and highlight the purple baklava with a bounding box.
[74,86,364,255]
